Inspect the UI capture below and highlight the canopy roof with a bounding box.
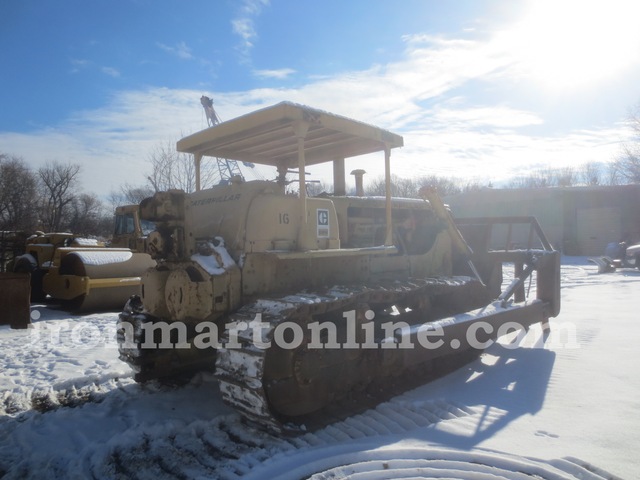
[176,101,404,168]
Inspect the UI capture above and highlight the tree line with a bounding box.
[3,151,639,240]
[332,159,637,199]
[0,155,112,236]
[0,141,217,238]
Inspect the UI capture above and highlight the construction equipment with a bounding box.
[200,95,255,184]
[117,102,561,432]
[589,240,640,273]
[13,205,155,312]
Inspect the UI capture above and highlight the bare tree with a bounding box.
[108,183,155,210]
[366,175,418,197]
[460,179,491,193]
[614,104,640,184]
[146,141,218,193]
[0,154,38,231]
[509,168,556,189]
[392,176,419,197]
[67,193,110,236]
[579,162,603,186]
[417,175,464,196]
[38,162,81,232]
[362,176,387,196]
[306,180,332,197]
[605,161,623,186]
[553,167,577,187]
[615,155,640,184]
[365,174,472,198]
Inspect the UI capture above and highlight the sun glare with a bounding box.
[504,0,640,89]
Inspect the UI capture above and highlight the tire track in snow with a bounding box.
[0,392,481,479]
[1,373,137,416]
[277,446,619,480]
[77,397,542,479]
[1,370,619,479]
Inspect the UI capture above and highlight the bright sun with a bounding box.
[503,0,640,89]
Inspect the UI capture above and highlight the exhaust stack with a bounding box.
[351,169,366,196]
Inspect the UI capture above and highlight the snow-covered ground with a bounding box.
[1,257,637,479]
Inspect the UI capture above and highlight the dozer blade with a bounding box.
[395,299,549,368]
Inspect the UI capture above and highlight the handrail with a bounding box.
[454,216,553,252]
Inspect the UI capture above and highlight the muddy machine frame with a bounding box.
[118,102,560,432]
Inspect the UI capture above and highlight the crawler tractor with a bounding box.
[13,205,155,312]
[118,102,561,432]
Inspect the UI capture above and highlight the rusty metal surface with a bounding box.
[0,272,31,329]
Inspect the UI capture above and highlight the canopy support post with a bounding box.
[195,153,203,192]
[384,144,393,246]
[333,158,346,196]
[293,121,310,249]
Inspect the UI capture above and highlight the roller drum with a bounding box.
[60,250,155,312]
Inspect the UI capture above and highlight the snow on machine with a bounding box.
[117,102,561,432]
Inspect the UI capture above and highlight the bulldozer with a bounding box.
[117,102,561,432]
[13,204,155,312]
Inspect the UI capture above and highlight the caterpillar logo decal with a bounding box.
[317,208,329,238]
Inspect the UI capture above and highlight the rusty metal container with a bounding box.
[0,272,31,329]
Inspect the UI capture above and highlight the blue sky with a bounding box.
[2,0,640,197]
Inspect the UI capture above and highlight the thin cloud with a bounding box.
[231,0,269,63]
[231,18,255,46]
[3,87,626,198]
[69,59,121,78]
[69,58,90,74]
[101,66,121,78]
[253,68,295,80]
[3,24,633,197]
[157,41,193,60]
[432,105,543,129]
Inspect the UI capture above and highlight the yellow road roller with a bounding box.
[13,205,155,312]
